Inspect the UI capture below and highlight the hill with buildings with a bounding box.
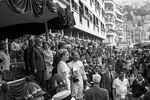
[115,0,150,43]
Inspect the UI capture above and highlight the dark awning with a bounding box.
[0,0,76,40]
[0,0,56,39]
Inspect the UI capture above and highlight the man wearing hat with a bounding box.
[84,73,109,100]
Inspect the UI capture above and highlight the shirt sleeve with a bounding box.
[126,79,130,87]
[112,79,117,89]
[57,61,69,76]
[79,61,87,80]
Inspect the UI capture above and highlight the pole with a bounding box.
[6,38,9,55]
[45,22,49,42]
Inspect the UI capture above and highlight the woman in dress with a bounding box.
[57,49,71,92]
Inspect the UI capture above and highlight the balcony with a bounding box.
[105,8,114,12]
[104,0,114,5]
[105,11,116,18]
[106,21,116,26]
[59,0,70,6]
[106,30,116,36]
[118,35,124,39]
[116,17,124,23]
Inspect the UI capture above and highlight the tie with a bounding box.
[109,71,113,82]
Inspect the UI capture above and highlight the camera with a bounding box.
[72,75,79,82]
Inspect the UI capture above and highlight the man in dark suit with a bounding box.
[30,37,46,88]
[24,39,34,75]
[101,64,117,100]
[84,73,109,100]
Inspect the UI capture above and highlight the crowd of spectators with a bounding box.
[1,33,150,100]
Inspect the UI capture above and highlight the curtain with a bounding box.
[5,0,46,17]
[0,79,26,100]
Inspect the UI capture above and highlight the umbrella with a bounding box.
[0,0,57,40]
[0,0,76,40]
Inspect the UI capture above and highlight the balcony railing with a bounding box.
[105,0,113,1]
[105,8,114,11]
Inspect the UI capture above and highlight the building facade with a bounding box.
[144,15,150,41]
[104,0,124,47]
[53,0,106,42]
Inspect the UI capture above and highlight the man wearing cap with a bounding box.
[84,73,109,100]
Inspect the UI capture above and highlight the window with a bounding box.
[85,6,89,17]
[79,14,82,23]
[95,0,98,8]
[101,22,104,29]
[96,17,98,26]
[79,1,84,15]
[90,0,92,6]
[89,13,93,22]
[87,20,90,27]
[99,9,101,17]
[106,24,113,30]
[66,5,71,11]
[71,0,78,11]
[93,15,96,30]
[99,20,101,28]
[105,3,114,11]
[93,14,96,25]
[71,0,75,8]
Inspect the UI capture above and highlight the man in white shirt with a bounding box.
[68,51,87,99]
[113,70,129,100]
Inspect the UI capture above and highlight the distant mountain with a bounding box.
[121,1,150,21]
[115,0,149,8]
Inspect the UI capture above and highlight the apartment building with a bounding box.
[53,0,106,41]
[115,5,124,43]
[143,15,150,41]
[104,0,124,47]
